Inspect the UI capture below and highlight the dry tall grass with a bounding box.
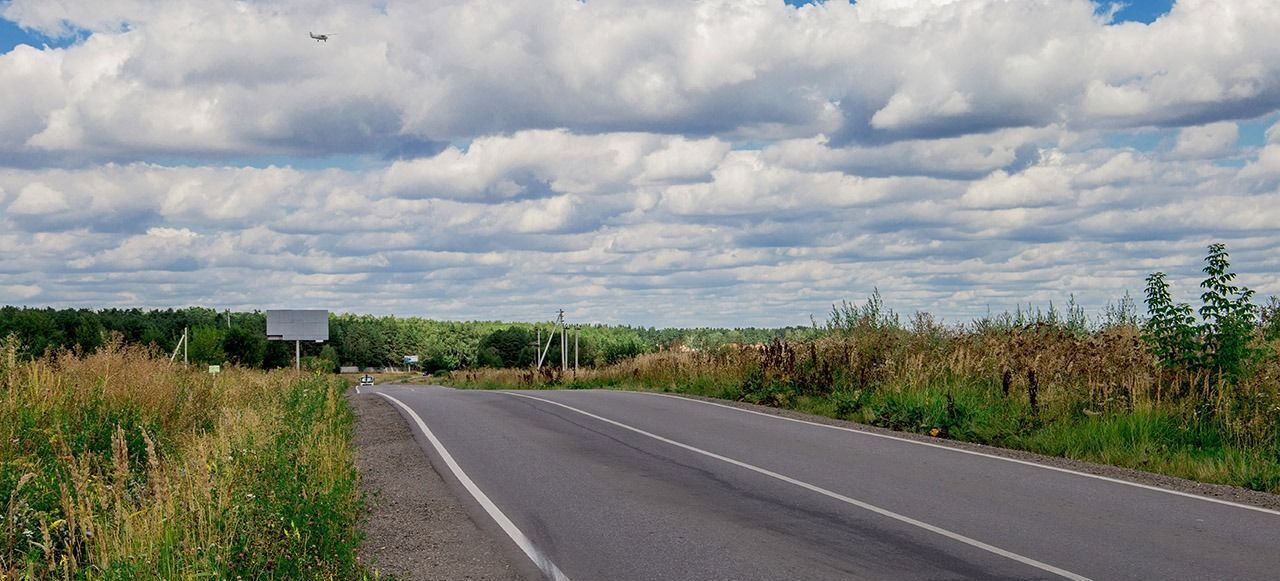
[0,336,366,579]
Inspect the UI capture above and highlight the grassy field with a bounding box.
[0,336,373,579]
[445,319,1280,494]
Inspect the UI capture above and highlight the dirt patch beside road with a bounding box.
[349,391,522,581]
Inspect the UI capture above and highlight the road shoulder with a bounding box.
[349,390,522,581]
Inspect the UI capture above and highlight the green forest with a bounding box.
[0,306,813,373]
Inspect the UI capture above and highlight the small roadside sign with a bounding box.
[208,365,221,374]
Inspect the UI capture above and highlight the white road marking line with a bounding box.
[638,392,1280,518]
[506,392,1090,581]
[375,391,571,581]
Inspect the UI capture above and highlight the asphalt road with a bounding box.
[359,385,1280,581]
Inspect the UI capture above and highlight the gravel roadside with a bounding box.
[349,390,523,581]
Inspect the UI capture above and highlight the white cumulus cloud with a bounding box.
[2,1,1280,325]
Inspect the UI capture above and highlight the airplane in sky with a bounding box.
[309,32,334,42]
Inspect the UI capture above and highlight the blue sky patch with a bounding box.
[730,140,770,152]
[0,17,32,53]
[784,0,1176,25]
[1102,128,1173,152]
[1099,1,1175,24]
[0,16,85,53]
[145,154,379,172]
[1238,114,1278,148]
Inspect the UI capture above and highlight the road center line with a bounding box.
[374,390,571,581]
[505,391,1090,581]
[639,392,1280,517]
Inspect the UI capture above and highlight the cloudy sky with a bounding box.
[1,0,1277,327]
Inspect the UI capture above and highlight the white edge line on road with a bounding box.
[640,392,1280,518]
[505,392,1090,581]
[374,390,572,581]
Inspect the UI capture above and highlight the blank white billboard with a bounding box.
[266,309,329,341]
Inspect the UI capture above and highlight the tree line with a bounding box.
[0,307,810,372]
[4,245,1277,376]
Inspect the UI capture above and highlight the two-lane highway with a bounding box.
[358,385,1280,580]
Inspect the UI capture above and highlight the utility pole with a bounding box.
[295,340,301,371]
[183,326,188,364]
[535,310,577,373]
[171,327,189,364]
[536,320,556,369]
[574,327,579,375]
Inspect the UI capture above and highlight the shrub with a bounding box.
[1143,243,1263,383]
[1143,271,1199,371]
[1198,243,1260,381]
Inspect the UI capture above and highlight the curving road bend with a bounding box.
[357,385,1280,581]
